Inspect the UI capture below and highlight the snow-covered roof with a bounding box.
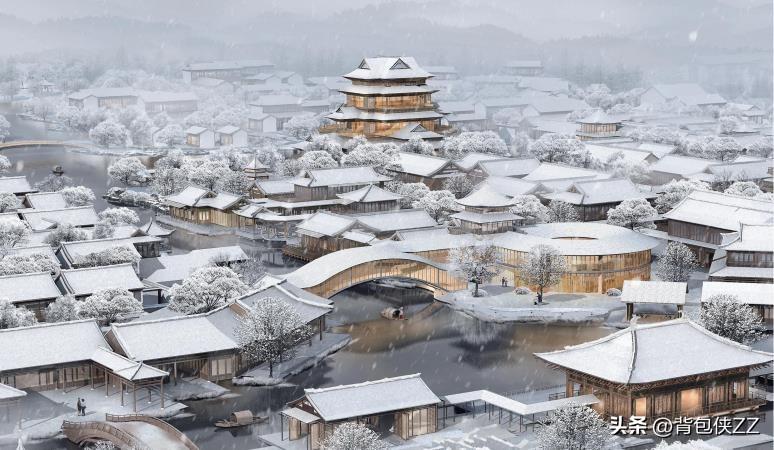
[342,230,377,244]
[185,126,209,135]
[706,160,771,180]
[543,178,655,205]
[663,190,773,231]
[141,246,248,284]
[244,157,270,171]
[525,96,590,114]
[523,163,610,182]
[91,347,168,381]
[390,228,478,253]
[505,60,543,69]
[443,390,598,417]
[68,87,137,100]
[0,272,61,304]
[451,210,521,224]
[649,155,718,176]
[457,184,516,208]
[479,177,541,197]
[493,222,660,256]
[216,125,241,135]
[237,275,332,324]
[138,91,197,103]
[284,245,448,289]
[138,217,175,237]
[0,176,35,195]
[109,309,239,361]
[24,192,67,210]
[251,94,302,107]
[0,320,108,372]
[296,166,391,188]
[59,263,144,297]
[255,178,298,195]
[585,145,655,165]
[328,106,443,122]
[4,244,59,266]
[621,280,686,305]
[295,212,356,238]
[388,123,443,140]
[183,60,273,71]
[344,57,432,81]
[355,209,438,233]
[395,152,452,177]
[339,84,437,96]
[336,184,402,204]
[477,158,541,178]
[535,319,772,384]
[454,153,503,171]
[647,83,726,106]
[720,223,774,253]
[577,109,619,124]
[0,383,26,401]
[21,206,99,231]
[303,374,440,421]
[517,77,569,93]
[164,186,242,210]
[709,265,773,280]
[701,281,774,307]
[59,238,142,265]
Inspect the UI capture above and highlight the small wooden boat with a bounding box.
[380,307,406,320]
[214,410,267,428]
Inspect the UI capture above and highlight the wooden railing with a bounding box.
[62,419,150,450]
[106,413,199,450]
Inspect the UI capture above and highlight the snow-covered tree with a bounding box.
[699,294,763,344]
[78,288,142,324]
[536,403,611,450]
[307,134,344,161]
[0,192,21,212]
[606,198,657,230]
[218,148,248,172]
[93,207,140,239]
[746,136,773,158]
[703,136,742,161]
[449,242,501,297]
[519,244,568,301]
[152,111,171,128]
[386,181,430,208]
[320,422,387,450]
[604,152,651,184]
[35,174,73,192]
[128,115,155,147]
[510,195,550,224]
[0,154,11,175]
[0,253,58,276]
[0,299,37,329]
[155,123,185,148]
[341,142,400,174]
[59,185,95,207]
[295,150,338,172]
[724,181,763,198]
[718,115,742,135]
[529,134,591,166]
[43,223,88,248]
[89,119,128,148]
[442,174,474,198]
[236,296,312,376]
[230,255,267,286]
[412,189,459,222]
[399,136,435,155]
[0,115,10,141]
[493,108,523,126]
[0,218,30,257]
[284,113,320,139]
[77,246,141,268]
[168,266,249,315]
[152,166,189,196]
[156,149,189,170]
[44,294,80,322]
[626,126,685,146]
[547,200,579,223]
[655,179,709,213]
[217,170,252,195]
[510,131,532,157]
[442,131,509,160]
[655,242,697,282]
[186,159,231,190]
[108,157,147,186]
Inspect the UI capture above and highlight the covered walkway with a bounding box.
[442,389,598,432]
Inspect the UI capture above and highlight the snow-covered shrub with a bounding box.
[606,288,621,297]
[168,266,249,315]
[0,253,58,276]
[44,223,88,248]
[118,190,154,207]
[699,294,764,344]
[60,185,95,207]
[319,422,387,450]
[655,242,697,283]
[45,294,80,322]
[537,403,611,450]
[0,192,21,213]
[0,298,37,329]
[513,286,532,295]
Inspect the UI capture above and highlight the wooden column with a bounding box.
[120,383,124,406]
[90,365,94,390]
[133,385,137,412]
[625,303,634,321]
[106,372,109,396]
[160,381,165,409]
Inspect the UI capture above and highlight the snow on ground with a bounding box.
[439,285,623,325]
[164,377,230,401]
[234,332,351,386]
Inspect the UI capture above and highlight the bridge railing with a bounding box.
[106,413,199,450]
[62,419,151,450]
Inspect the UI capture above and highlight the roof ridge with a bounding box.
[0,318,98,334]
[0,271,53,279]
[61,262,134,273]
[305,373,423,394]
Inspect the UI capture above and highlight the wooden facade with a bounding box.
[667,220,730,267]
[167,204,241,228]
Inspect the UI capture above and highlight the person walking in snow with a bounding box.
[81,399,86,416]
[76,398,82,416]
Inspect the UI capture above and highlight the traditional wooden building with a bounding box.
[281,374,440,450]
[335,184,402,213]
[541,178,657,222]
[164,186,244,227]
[388,152,458,189]
[708,223,773,283]
[323,57,446,140]
[663,191,773,267]
[185,126,215,148]
[0,176,37,197]
[292,167,391,202]
[182,60,274,83]
[57,263,145,301]
[621,280,686,321]
[576,109,622,141]
[0,272,62,320]
[57,236,161,269]
[243,157,272,181]
[452,184,521,234]
[535,319,771,421]
[468,157,541,183]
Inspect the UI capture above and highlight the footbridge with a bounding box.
[284,245,467,299]
[0,139,86,150]
[62,413,198,450]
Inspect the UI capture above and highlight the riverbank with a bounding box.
[438,286,624,325]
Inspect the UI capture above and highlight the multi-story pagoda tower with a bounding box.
[323,57,446,141]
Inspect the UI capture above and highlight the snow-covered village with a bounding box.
[0,1,772,449]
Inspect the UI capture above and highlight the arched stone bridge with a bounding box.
[62,413,198,450]
[0,140,85,150]
[284,246,467,299]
